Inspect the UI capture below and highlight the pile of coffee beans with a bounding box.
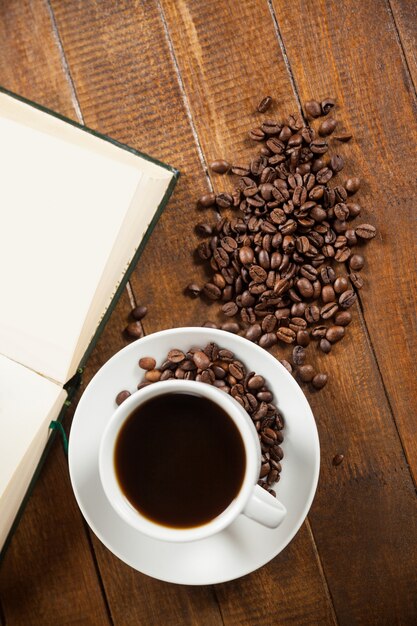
[187,98,376,388]
[115,342,284,496]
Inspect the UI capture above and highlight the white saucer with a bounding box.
[69,327,319,585]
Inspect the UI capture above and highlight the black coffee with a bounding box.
[114,392,246,528]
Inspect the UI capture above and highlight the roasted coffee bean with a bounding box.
[280,359,293,374]
[326,325,345,343]
[321,98,335,114]
[347,202,361,218]
[334,133,352,142]
[310,139,328,154]
[222,301,238,317]
[320,266,336,284]
[333,453,345,466]
[355,224,376,239]
[297,329,310,347]
[345,177,360,194]
[132,305,148,320]
[216,192,233,208]
[334,203,349,221]
[247,375,265,390]
[249,265,267,283]
[186,283,201,297]
[335,247,351,263]
[168,349,186,363]
[198,192,216,208]
[321,302,339,319]
[312,373,328,389]
[293,345,306,366]
[262,314,277,333]
[330,154,344,172]
[304,100,322,118]
[321,285,336,303]
[298,364,315,382]
[305,304,320,323]
[276,327,296,344]
[125,322,144,339]
[349,254,364,271]
[203,282,222,300]
[339,289,357,309]
[297,278,314,298]
[197,241,212,260]
[319,338,332,354]
[334,310,352,326]
[262,119,281,135]
[245,324,262,342]
[193,350,211,370]
[259,332,278,349]
[257,96,273,113]
[349,272,364,289]
[139,357,156,371]
[319,118,337,136]
[334,276,349,294]
[249,127,266,141]
[311,325,327,339]
[145,369,162,382]
[210,159,230,174]
[115,390,131,405]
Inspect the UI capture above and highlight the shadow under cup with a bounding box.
[99,380,262,542]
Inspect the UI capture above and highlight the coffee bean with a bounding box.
[334,276,349,294]
[202,321,218,329]
[330,154,344,172]
[276,327,296,344]
[312,373,328,389]
[293,345,306,366]
[355,224,376,239]
[319,339,332,354]
[262,119,281,135]
[349,254,364,271]
[249,127,266,141]
[310,139,328,154]
[222,302,239,317]
[311,325,327,338]
[193,350,211,370]
[115,390,131,405]
[125,322,144,339]
[216,192,233,208]
[210,160,230,174]
[304,100,322,118]
[245,324,262,342]
[249,265,267,283]
[335,247,351,263]
[297,278,314,298]
[262,314,277,333]
[326,325,345,343]
[319,118,337,136]
[198,192,216,208]
[257,96,273,113]
[298,364,315,382]
[344,177,360,194]
[297,330,310,347]
[167,349,186,363]
[132,305,148,320]
[333,453,344,466]
[334,311,352,326]
[320,266,336,284]
[321,98,336,114]
[349,272,364,289]
[139,357,156,371]
[203,282,222,300]
[321,302,339,319]
[259,333,278,349]
[145,369,162,382]
[247,375,265,390]
[280,360,293,374]
[186,283,201,297]
[322,285,336,303]
[334,133,352,142]
[339,289,357,309]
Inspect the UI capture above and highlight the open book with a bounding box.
[0,88,178,552]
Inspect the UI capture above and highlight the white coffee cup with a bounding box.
[99,379,287,542]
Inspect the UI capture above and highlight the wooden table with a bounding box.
[1,1,416,624]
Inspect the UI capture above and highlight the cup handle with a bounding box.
[242,484,287,528]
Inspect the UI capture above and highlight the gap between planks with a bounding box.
[266,0,417,493]
[386,0,417,99]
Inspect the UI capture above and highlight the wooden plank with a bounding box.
[389,0,417,89]
[0,2,116,624]
[133,0,417,623]
[49,0,337,623]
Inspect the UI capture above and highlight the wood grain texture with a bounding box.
[0,1,112,624]
[149,0,417,623]
[389,0,417,89]
[48,0,337,623]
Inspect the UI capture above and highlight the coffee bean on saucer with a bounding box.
[115,390,131,405]
[139,356,156,370]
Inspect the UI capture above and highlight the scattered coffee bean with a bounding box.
[349,272,364,289]
[319,118,337,136]
[345,177,361,194]
[293,345,306,366]
[257,96,273,113]
[125,321,144,339]
[298,364,315,383]
[332,453,344,466]
[355,224,376,239]
[210,160,230,174]
[132,305,148,321]
[186,283,201,297]
[334,277,349,294]
[115,390,131,405]
[349,254,364,271]
[312,373,328,389]
[319,338,332,354]
[198,192,216,208]
[139,356,156,370]
[326,325,345,343]
[321,98,336,115]
[304,100,322,118]
[334,133,352,142]
[334,311,352,326]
